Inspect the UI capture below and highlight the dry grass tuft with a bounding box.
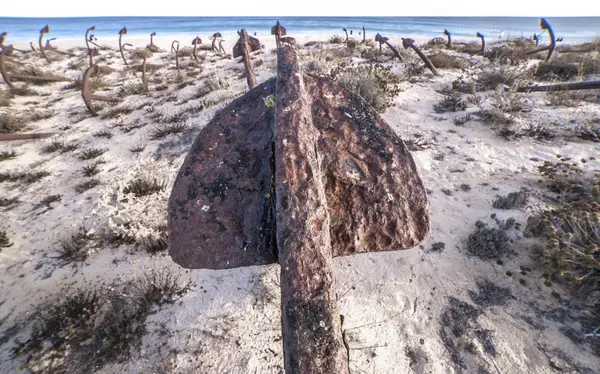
[79,148,106,160]
[0,150,18,161]
[74,179,101,193]
[0,113,28,133]
[123,177,167,198]
[10,268,192,373]
[149,122,188,140]
[428,52,470,70]
[332,63,402,112]
[526,159,600,308]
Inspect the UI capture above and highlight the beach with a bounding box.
[1,18,600,373]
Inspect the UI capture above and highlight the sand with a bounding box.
[1,31,599,373]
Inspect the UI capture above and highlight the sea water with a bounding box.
[1,16,599,44]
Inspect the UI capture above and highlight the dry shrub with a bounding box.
[98,159,177,247]
[535,61,579,81]
[10,269,192,373]
[434,94,467,113]
[0,113,28,133]
[428,52,469,70]
[331,63,402,112]
[329,35,344,44]
[476,66,525,91]
[526,159,600,308]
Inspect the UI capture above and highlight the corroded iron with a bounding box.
[211,32,222,52]
[118,27,128,65]
[39,25,51,63]
[0,50,13,88]
[171,40,180,73]
[168,39,429,374]
[525,18,557,61]
[444,29,452,47]
[476,32,485,55]
[375,33,403,61]
[81,64,118,116]
[233,33,260,58]
[402,38,440,76]
[517,80,600,93]
[0,133,54,141]
[85,26,95,50]
[192,36,202,62]
[237,29,257,89]
[271,21,286,48]
[87,47,98,67]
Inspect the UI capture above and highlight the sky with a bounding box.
[2,0,599,18]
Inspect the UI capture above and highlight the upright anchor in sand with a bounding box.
[167,27,430,374]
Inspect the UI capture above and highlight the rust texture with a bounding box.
[81,64,118,116]
[171,40,180,72]
[476,32,485,55]
[0,133,54,141]
[0,50,14,88]
[85,26,95,50]
[271,21,286,48]
[375,33,403,62]
[192,36,202,62]
[274,43,349,374]
[525,18,557,61]
[517,80,600,92]
[168,38,429,374]
[168,78,278,269]
[238,29,257,89]
[39,25,51,63]
[444,29,452,47]
[118,27,128,65]
[211,32,222,52]
[150,31,156,48]
[87,47,98,67]
[233,34,260,58]
[402,38,439,76]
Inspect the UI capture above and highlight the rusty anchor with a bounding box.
[168,36,429,374]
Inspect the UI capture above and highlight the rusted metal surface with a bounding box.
[402,38,440,76]
[0,50,14,88]
[85,26,95,50]
[444,29,452,47]
[233,34,260,58]
[375,33,403,62]
[150,32,156,49]
[168,39,430,374]
[39,25,51,63]
[271,21,286,48]
[238,29,257,89]
[517,80,600,92]
[192,36,202,62]
[171,40,180,73]
[118,27,128,65]
[211,32,222,52]
[476,32,485,55]
[274,43,349,374]
[168,78,277,269]
[0,133,54,141]
[0,32,7,49]
[87,47,98,67]
[81,64,118,116]
[525,18,557,61]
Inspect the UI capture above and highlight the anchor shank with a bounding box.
[274,43,349,374]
